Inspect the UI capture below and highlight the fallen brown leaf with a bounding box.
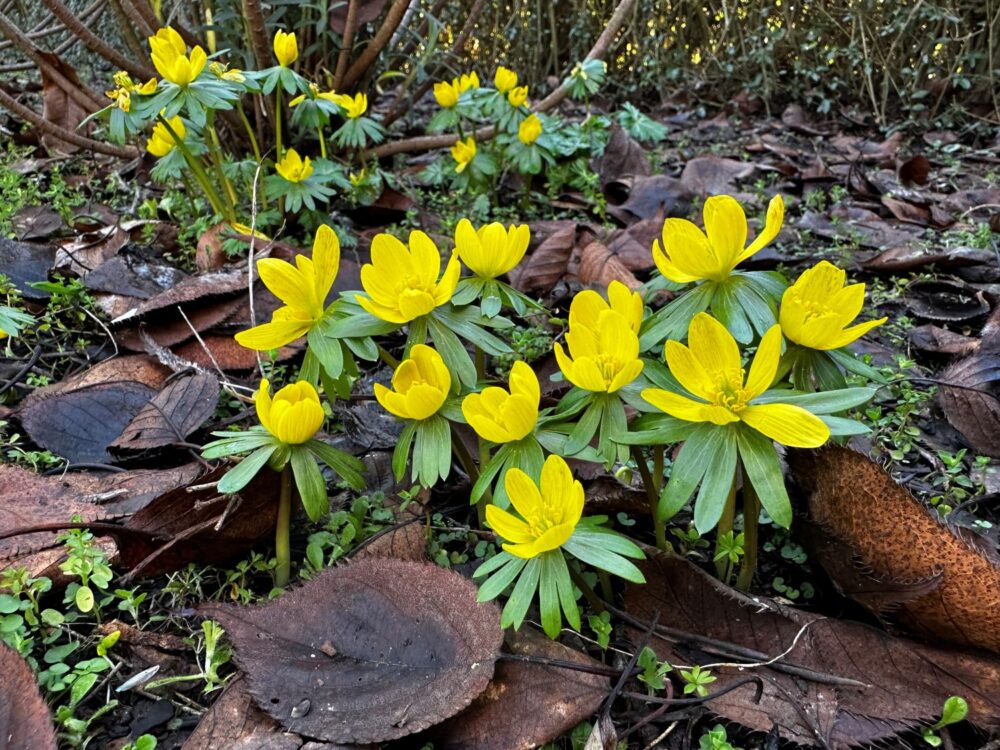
[111,371,219,451]
[0,642,57,749]
[578,241,642,290]
[937,354,1000,458]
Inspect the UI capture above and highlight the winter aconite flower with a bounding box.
[148,27,206,87]
[569,280,643,335]
[255,379,325,445]
[780,261,887,350]
[454,219,529,279]
[235,225,339,350]
[105,71,156,111]
[433,80,460,108]
[457,72,480,91]
[554,287,643,393]
[642,312,829,447]
[146,115,185,157]
[518,114,542,145]
[375,344,451,421]
[653,195,784,283]
[357,231,461,324]
[462,361,539,443]
[331,92,367,119]
[451,137,476,173]
[209,62,245,82]
[486,455,584,559]
[494,66,517,93]
[273,30,298,67]
[275,148,313,183]
[507,85,528,107]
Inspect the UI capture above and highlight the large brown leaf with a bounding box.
[200,558,502,744]
[789,446,1000,652]
[112,371,219,451]
[936,354,1000,458]
[0,642,57,749]
[38,52,90,155]
[624,554,1000,748]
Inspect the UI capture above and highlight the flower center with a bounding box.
[594,353,622,385]
[796,294,835,323]
[526,499,561,537]
[712,369,749,413]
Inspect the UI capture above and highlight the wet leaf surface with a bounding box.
[0,642,58,749]
[200,559,502,744]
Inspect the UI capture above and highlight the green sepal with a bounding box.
[639,283,714,351]
[305,439,366,490]
[217,445,275,494]
[291,447,328,522]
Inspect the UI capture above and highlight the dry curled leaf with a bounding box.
[578,241,641,290]
[0,642,58,749]
[789,446,1000,652]
[200,559,502,744]
[937,354,1000,458]
[112,371,219,451]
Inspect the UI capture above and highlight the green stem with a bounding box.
[236,100,262,163]
[631,445,667,551]
[736,462,760,591]
[376,344,400,369]
[316,123,327,159]
[474,345,486,382]
[714,476,738,579]
[205,111,237,222]
[450,425,484,525]
[651,445,664,494]
[568,563,605,614]
[158,114,225,216]
[597,570,613,601]
[275,87,283,159]
[275,465,292,587]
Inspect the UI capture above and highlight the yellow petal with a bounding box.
[508,361,540,406]
[567,354,609,392]
[498,393,537,440]
[641,388,738,425]
[687,313,741,379]
[664,340,716,401]
[738,194,785,262]
[234,318,310,350]
[403,383,446,420]
[254,379,273,434]
[485,504,535,544]
[824,317,888,350]
[740,403,829,447]
[657,218,716,281]
[743,324,782,398]
[607,280,643,333]
[257,258,311,312]
[454,218,484,274]
[356,294,408,324]
[311,224,340,305]
[518,522,574,556]
[702,195,747,274]
[434,254,461,304]
[408,230,441,289]
[504,466,543,521]
[374,382,410,419]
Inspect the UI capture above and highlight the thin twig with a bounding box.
[341,0,410,90]
[333,0,359,92]
[39,0,155,79]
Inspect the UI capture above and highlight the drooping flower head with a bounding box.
[653,195,784,284]
[235,225,340,351]
[454,218,529,279]
[462,361,539,443]
[507,85,528,107]
[331,92,367,119]
[485,455,584,559]
[273,30,298,67]
[146,115,185,157]
[148,27,206,87]
[494,66,517,93]
[357,231,461,324]
[375,344,451,421]
[518,114,542,145]
[780,261,887,350]
[554,287,644,394]
[255,379,325,445]
[275,148,313,183]
[451,137,476,173]
[641,312,829,447]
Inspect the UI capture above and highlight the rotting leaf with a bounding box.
[578,241,642,290]
[509,223,589,294]
[38,51,90,156]
[605,175,689,224]
[199,558,503,744]
[592,123,651,189]
[624,554,1000,748]
[0,237,55,299]
[679,156,754,196]
[17,381,156,464]
[789,446,1000,651]
[903,279,989,322]
[112,371,219,451]
[431,628,609,750]
[907,324,980,357]
[937,355,1000,458]
[0,642,58,750]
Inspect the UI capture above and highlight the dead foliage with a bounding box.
[0,642,58,749]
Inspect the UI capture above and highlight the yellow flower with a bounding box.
[454,218,529,279]
[349,169,366,186]
[518,114,542,145]
[106,72,157,110]
[653,195,785,284]
[433,80,460,108]
[485,455,584,559]
[255,379,325,445]
[357,231,461,324]
[331,92,367,119]
[458,71,479,92]
[273,30,298,67]
[228,222,270,240]
[148,27,206,87]
[554,293,643,393]
[374,344,451,420]
[209,61,245,82]
[641,312,829,447]
[507,85,528,107]
[275,148,313,183]
[462,361,539,443]
[235,225,340,350]
[494,66,517,93]
[569,280,643,335]
[451,137,476,173]
[779,261,887,350]
[146,115,185,157]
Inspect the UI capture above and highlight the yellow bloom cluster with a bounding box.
[331,92,367,119]
[275,148,313,183]
[518,114,542,145]
[433,72,479,108]
[105,71,156,112]
[462,361,539,443]
[273,30,298,67]
[149,27,205,87]
[453,219,529,279]
[451,137,476,173]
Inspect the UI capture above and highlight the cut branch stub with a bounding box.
[199,558,502,744]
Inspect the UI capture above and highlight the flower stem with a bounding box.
[274,87,284,159]
[651,445,664,494]
[236,100,262,163]
[736,463,760,592]
[714,476,738,580]
[158,114,225,217]
[316,123,327,159]
[376,344,400,369]
[205,110,238,222]
[275,465,293,587]
[474,345,486,382]
[568,563,605,614]
[630,445,667,551]
[450,425,484,525]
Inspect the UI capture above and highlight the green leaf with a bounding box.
[570,526,645,558]
[472,443,513,505]
[428,314,477,389]
[639,284,713,351]
[324,312,398,338]
[711,281,752,344]
[538,551,562,638]
[217,446,275,493]
[291,448,328,522]
[615,413,693,444]
[937,696,969,728]
[202,431,275,459]
[564,398,604,455]
[306,440,366,490]
[433,306,513,355]
[693,428,738,534]
[75,586,95,613]
[753,387,877,414]
[730,276,778,337]
[451,277,486,306]
[307,325,344,379]
[392,421,417,481]
[736,426,791,528]
[550,552,580,631]
[821,415,871,436]
[414,414,451,486]
[476,555,527,601]
[658,424,717,521]
[563,536,646,583]
[599,396,629,466]
[501,557,540,630]
[827,347,886,383]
